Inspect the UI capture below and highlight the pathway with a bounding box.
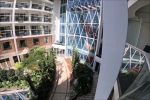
[49,57,70,100]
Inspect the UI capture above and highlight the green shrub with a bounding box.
[15,68,25,80]
[70,88,78,100]
[0,69,7,81]
[7,69,17,82]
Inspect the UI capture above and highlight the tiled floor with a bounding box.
[49,57,70,100]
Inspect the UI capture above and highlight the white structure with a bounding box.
[95,0,150,100]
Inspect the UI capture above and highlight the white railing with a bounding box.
[0,15,12,22]
[0,30,13,38]
[15,29,30,36]
[0,2,13,8]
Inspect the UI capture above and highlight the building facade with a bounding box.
[0,0,53,69]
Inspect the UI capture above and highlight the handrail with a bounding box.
[126,43,145,54]
[125,42,150,71]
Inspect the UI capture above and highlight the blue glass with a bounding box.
[75,24,80,35]
[77,37,85,50]
[67,12,72,23]
[67,36,74,46]
[74,36,80,46]
[60,14,66,23]
[68,49,72,56]
[67,1,72,11]
[73,13,77,23]
[93,11,99,23]
[60,25,65,33]
[60,36,65,44]
[92,24,99,39]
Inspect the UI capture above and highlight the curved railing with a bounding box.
[118,43,150,100]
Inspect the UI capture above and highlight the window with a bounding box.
[33,38,39,45]
[13,56,18,63]
[44,37,49,43]
[19,40,27,47]
[2,42,12,50]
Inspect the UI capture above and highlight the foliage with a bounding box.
[14,62,22,68]
[15,68,25,80]
[0,47,56,100]
[70,56,93,99]
[0,69,7,81]
[21,47,56,100]
[70,87,78,100]
[21,46,46,70]
[71,46,79,68]
[6,69,17,82]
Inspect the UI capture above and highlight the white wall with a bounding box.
[126,21,141,46]
[52,0,61,43]
[94,0,128,99]
[137,22,150,50]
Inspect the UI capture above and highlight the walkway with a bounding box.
[49,57,70,100]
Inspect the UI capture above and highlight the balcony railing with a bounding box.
[16,2,29,8]
[0,2,13,8]
[44,29,51,34]
[44,17,52,22]
[31,16,42,22]
[0,15,11,22]
[118,43,150,98]
[31,30,42,35]
[45,6,53,12]
[15,30,29,36]
[32,4,42,10]
[15,16,29,22]
[0,30,13,38]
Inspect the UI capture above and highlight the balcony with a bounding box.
[15,16,29,22]
[45,6,53,12]
[16,3,29,8]
[31,30,42,35]
[0,15,11,22]
[0,2,12,8]
[15,30,29,36]
[31,16,42,22]
[32,4,42,10]
[0,30,12,38]
[44,17,52,22]
[44,29,51,34]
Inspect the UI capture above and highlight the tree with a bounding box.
[71,46,79,68]
[21,46,46,70]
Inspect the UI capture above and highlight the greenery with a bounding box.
[71,46,79,68]
[0,69,29,88]
[0,46,56,100]
[70,48,93,100]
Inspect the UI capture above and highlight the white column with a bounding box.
[28,25,31,35]
[9,57,15,67]
[43,3,45,10]
[94,0,128,99]
[30,0,32,8]
[29,12,31,22]
[12,0,20,62]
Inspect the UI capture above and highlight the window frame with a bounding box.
[2,41,12,50]
[33,38,39,45]
[19,40,27,48]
